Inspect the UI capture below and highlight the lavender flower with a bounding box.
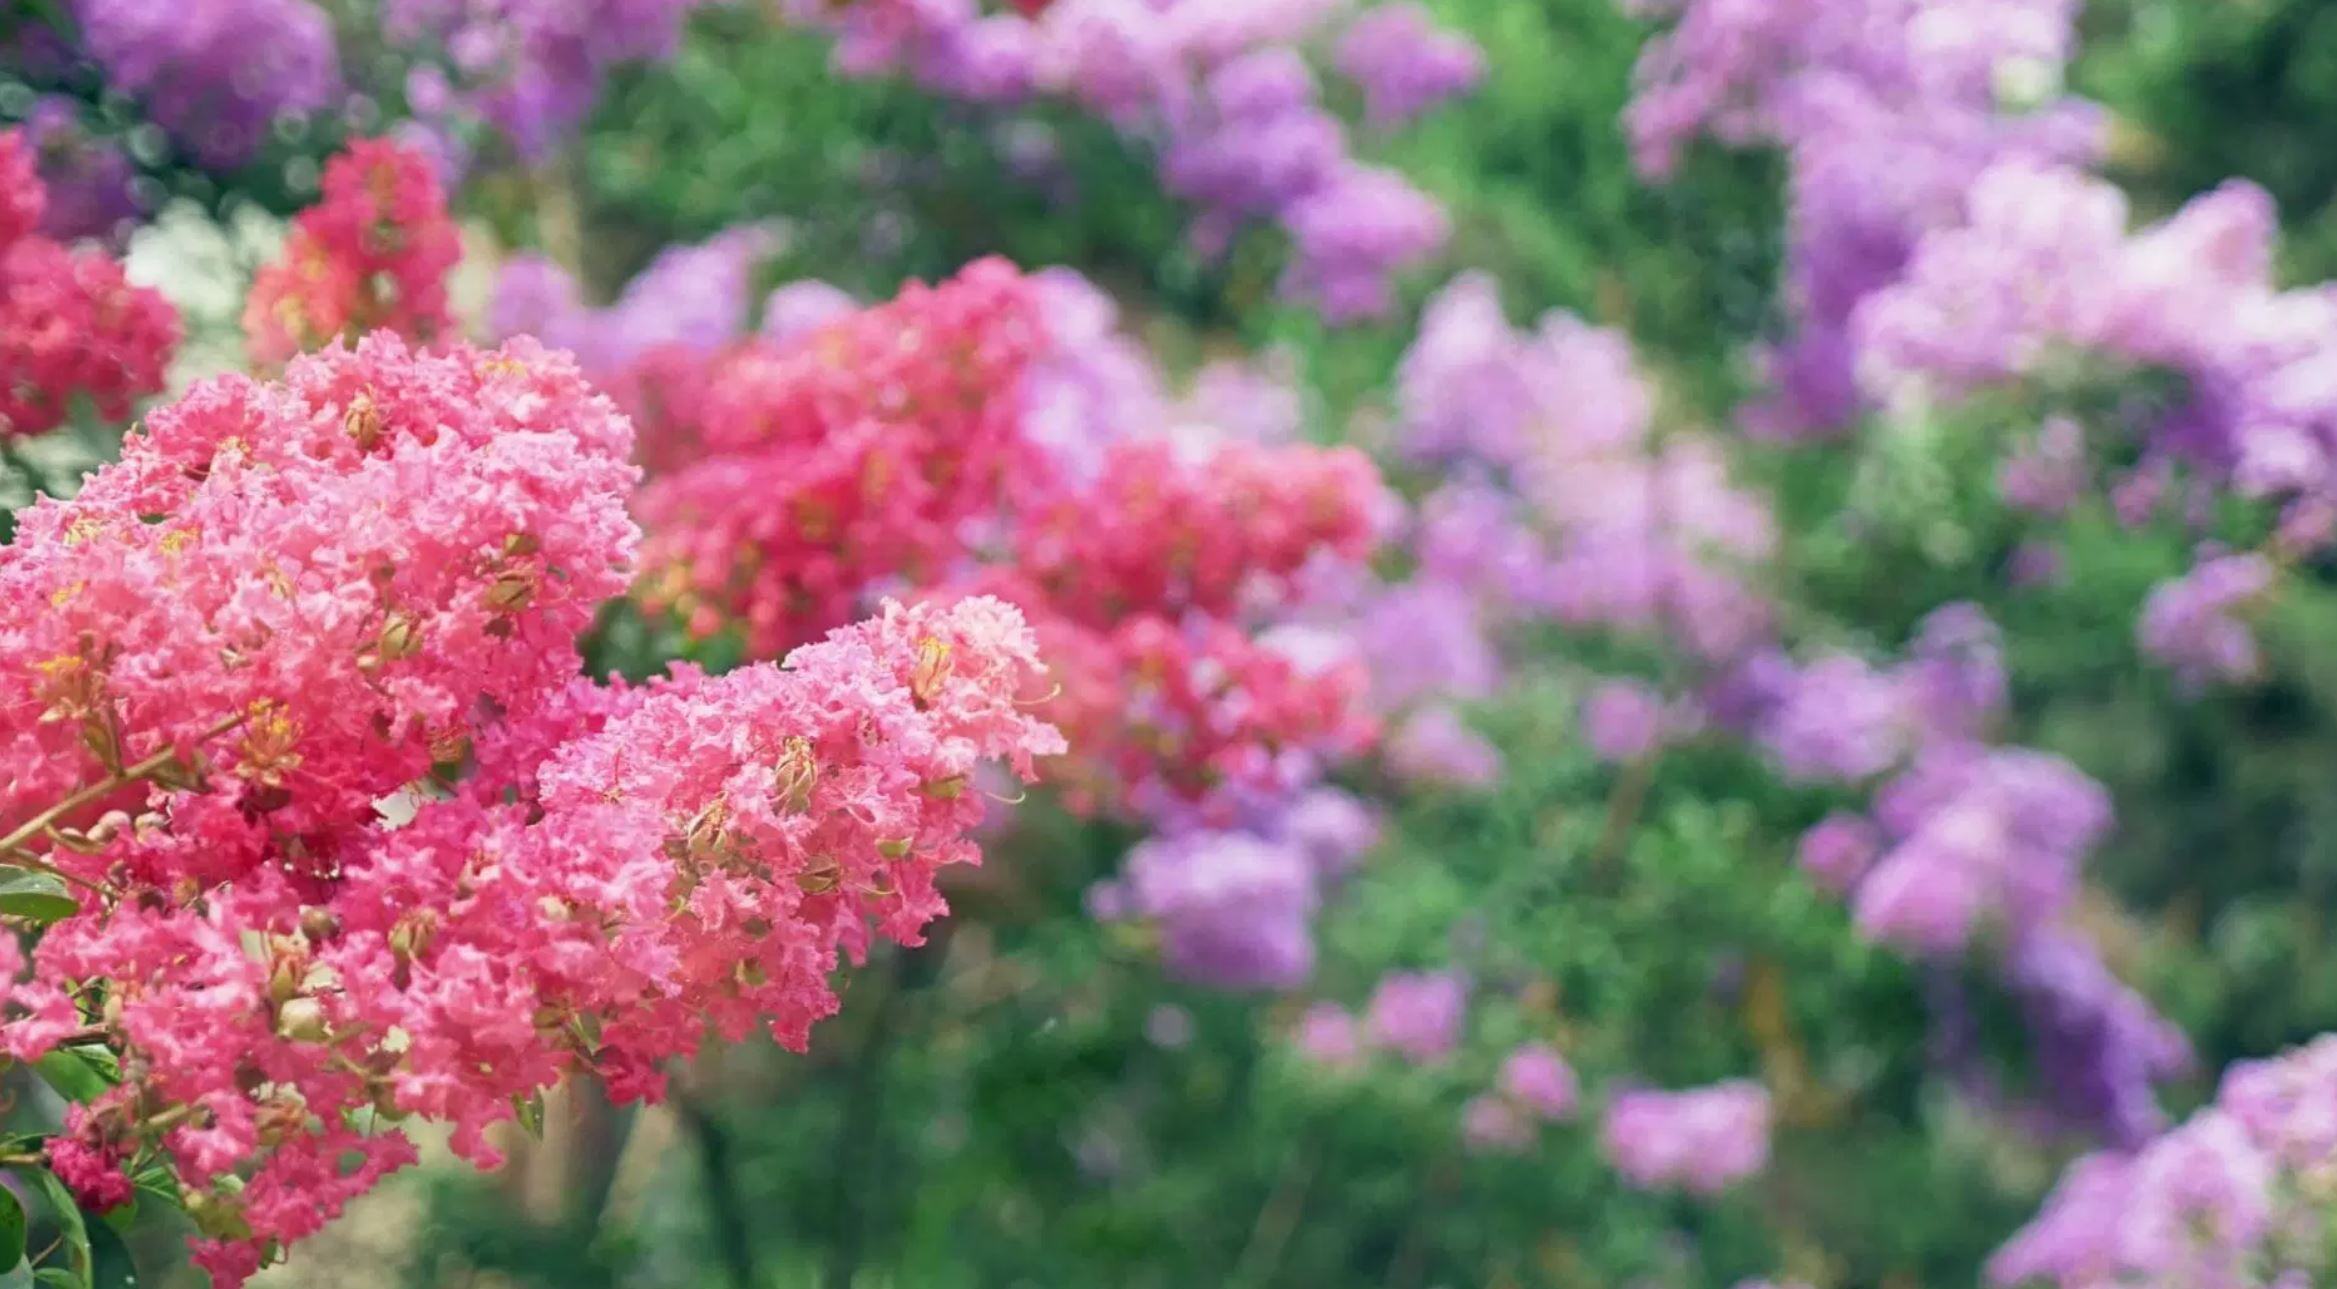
[1796,812,1881,893]
[20,99,142,242]
[71,0,340,170]
[760,279,859,343]
[489,225,774,377]
[2136,552,2275,689]
[1600,1080,1772,1194]
[1364,970,1467,1063]
[1497,1043,1580,1120]
[2006,931,2192,1147]
[1103,830,1321,989]
[1384,703,1504,788]
[383,0,713,159]
[1582,679,1669,763]
[1333,3,1485,127]
[1294,1002,1363,1067]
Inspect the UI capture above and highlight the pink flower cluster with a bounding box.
[1460,1042,1581,1154]
[1294,970,1468,1066]
[635,258,1046,653]
[1599,1079,1773,1194]
[635,259,1390,820]
[1991,1033,2337,1288]
[0,336,1060,1285]
[0,129,179,440]
[243,139,462,366]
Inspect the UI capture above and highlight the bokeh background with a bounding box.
[7,0,2337,1286]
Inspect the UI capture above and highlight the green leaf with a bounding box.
[0,873,78,927]
[512,1092,545,1139]
[32,1051,115,1106]
[83,1219,131,1289]
[32,1270,76,1289]
[0,1186,25,1272]
[23,1169,89,1288]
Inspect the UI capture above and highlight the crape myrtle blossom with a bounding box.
[0,334,1060,1285]
[381,0,716,161]
[1364,969,1466,1063]
[782,0,1474,319]
[1742,607,2183,1144]
[1085,785,1381,991]
[1600,1079,1772,1194]
[0,129,179,440]
[1990,1033,2337,1287]
[19,99,146,242]
[1639,11,2320,692]
[243,138,462,366]
[625,259,1393,991]
[1853,168,2314,690]
[1390,273,1776,661]
[1333,2,1484,127]
[1627,0,2103,440]
[2135,551,2276,690]
[1498,1042,1580,1120]
[1387,247,2183,1151]
[67,0,341,170]
[488,226,778,386]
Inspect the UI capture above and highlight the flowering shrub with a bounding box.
[7,0,2337,1286]
[0,334,1059,1283]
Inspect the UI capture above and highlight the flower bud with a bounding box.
[275,996,328,1042]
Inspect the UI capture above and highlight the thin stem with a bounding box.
[0,711,246,861]
[1229,1150,1315,1288]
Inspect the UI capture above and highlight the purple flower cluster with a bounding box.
[1638,1,2322,696]
[1460,1040,1583,1153]
[1088,787,1380,989]
[2006,931,2193,1148]
[1745,606,2115,954]
[1332,3,1485,128]
[784,0,1475,320]
[385,0,714,161]
[1629,0,2102,441]
[1386,272,1776,661]
[1854,167,2319,687]
[1991,1033,2337,1287]
[1582,679,1670,763]
[1295,969,1468,1066]
[2135,551,2275,690]
[490,225,777,377]
[1599,1079,1772,1193]
[69,0,341,170]
[1367,970,1469,1061]
[1711,602,2185,1142]
[18,100,143,242]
